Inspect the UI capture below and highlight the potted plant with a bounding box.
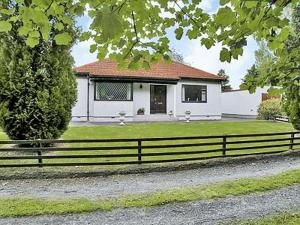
[119,111,126,125]
[185,110,191,123]
[168,110,173,118]
[137,108,145,115]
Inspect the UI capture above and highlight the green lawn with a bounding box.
[63,120,295,139]
[59,120,297,164]
[0,121,298,167]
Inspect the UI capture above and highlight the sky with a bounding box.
[71,0,259,89]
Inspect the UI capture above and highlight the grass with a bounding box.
[237,211,300,225]
[60,120,298,164]
[0,129,7,141]
[63,121,294,139]
[1,168,300,218]
[0,121,297,168]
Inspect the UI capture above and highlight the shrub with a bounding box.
[257,98,283,120]
[0,36,77,141]
[0,4,78,140]
[283,84,300,130]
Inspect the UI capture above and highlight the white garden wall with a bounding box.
[221,87,269,118]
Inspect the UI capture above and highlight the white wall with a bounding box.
[221,87,269,117]
[133,83,151,115]
[175,81,222,120]
[91,101,134,122]
[71,77,88,121]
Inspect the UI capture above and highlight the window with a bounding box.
[95,82,133,101]
[182,85,207,103]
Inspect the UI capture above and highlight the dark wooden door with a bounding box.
[150,85,167,114]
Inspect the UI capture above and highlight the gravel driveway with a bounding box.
[1,185,299,225]
[1,153,300,199]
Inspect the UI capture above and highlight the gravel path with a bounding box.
[1,153,300,199]
[1,185,300,225]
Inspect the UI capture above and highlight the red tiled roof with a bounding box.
[74,59,224,81]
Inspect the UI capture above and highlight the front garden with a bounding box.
[0,120,298,170]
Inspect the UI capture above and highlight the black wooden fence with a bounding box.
[0,131,299,168]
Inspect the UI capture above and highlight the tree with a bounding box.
[0,1,294,65]
[0,0,77,140]
[255,42,276,81]
[217,69,232,91]
[170,49,185,64]
[0,0,299,129]
[281,5,300,130]
[241,65,260,94]
[241,5,300,130]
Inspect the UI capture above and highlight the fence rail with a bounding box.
[0,131,299,168]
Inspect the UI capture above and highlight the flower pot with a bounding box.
[119,112,126,125]
[185,111,191,123]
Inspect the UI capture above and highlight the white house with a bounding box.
[221,87,270,118]
[72,60,225,122]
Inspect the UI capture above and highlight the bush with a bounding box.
[257,99,283,120]
[0,36,77,141]
[283,83,300,130]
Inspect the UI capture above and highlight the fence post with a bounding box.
[37,140,43,167]
[138,140,142,164]
[222,136,227,157]
[290,133,295,150]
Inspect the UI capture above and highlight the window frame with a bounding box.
[181,84,207,103]
[94,81,133,102]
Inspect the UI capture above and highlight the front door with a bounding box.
[150,85,167,114]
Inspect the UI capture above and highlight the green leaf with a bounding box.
[244,1,257,8]
[0,9,13,15]
[97,48,108,60]
[118,38,126,48]
[220,48,231,62]
[175,27,183,40]
[18,25,31,36]
[91,11,123,40]
[267,87,283,97]
[54,33,72,45]
[220,0,230,6]
[0,21,12,32]
[32,0,51,8]
[215,7,235,26]
[142,61,151,70]
[90,44,97,53]
[201,38,214,49]
[26,36,39,47]
[231,48,243,59]
[54,23,64,31]
[128,61,139,70]
[187,29,198,39]
[80,32,91,41]
[277,27,290,42]
[163,54,171,62]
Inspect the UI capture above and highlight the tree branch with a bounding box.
[123,11,140,59]
[174,0,201,29]
[44,0,54,14]
[112,0,128,13]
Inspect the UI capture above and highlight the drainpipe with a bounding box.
[87,75,90,121]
